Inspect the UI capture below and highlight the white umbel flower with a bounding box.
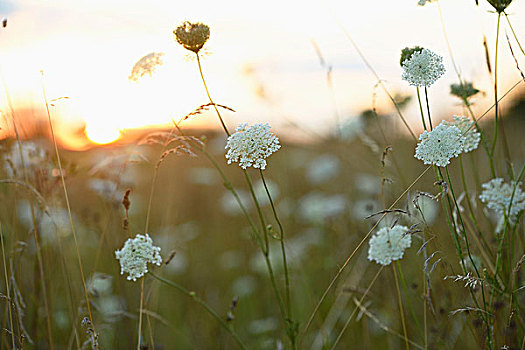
[225,123,281,170]
[442,115,480,153]
[414,122,466,167]
[368,225,412,266]
[115,233,162,281]
[479,178,525,223]
[402,48,445,87]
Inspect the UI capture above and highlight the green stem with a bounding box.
[150,272,247,350]
[491,13,501,158]
[424,87,433,130]
[195,54,230,137]
[259,170,295,345]
[416,87,427,131]
[396,262,424,341]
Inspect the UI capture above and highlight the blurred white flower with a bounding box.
[225,123,281,170]
[410,193,439,224]
[220,189,253,216]
[306,155,340,184]
[442,115,480,153]
[231,275,257,297]
[368,225,412,266]
[88,273,113,297]
[352,199,381,221]
[129,52,164,82]
[186,167,219,186]
[402,48,445,87]
[338,117,365,141]
[415,122,465,167]
[254,178,280,206]
[479,178,525,223]
[115,233,162,281]
[248,317,278,335]
[298,192,347,223]
[354,174,381,196]
[88,178,119,202]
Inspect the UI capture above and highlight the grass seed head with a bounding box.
[174,21,210,53]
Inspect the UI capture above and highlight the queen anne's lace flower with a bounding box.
[225,123,281,170]
[479,178,525,223]
[115,233,162,281]
[414,122,466,167]
[129,53,164,82]
[442,115,480,153]
[368,225,412,266]
[402,48,445,87]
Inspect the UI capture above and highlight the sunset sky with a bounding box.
[0,0,524,148]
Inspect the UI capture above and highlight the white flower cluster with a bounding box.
[129,53,164,82]
[402,48,445,87]
[414,122,465,167]
[479,178,525,223]
[368,225,412,266]
[442,115,480,153]
[225,123,281,170]
[115,233,162,281]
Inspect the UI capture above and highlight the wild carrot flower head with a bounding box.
[442,115,480,153]
[479,178,525,223]
[173,21,210,53]
[487,0,513,13]
[115,233,162,281]
[129,53,164,82]
[414,121,465,167]
[225,123,281,170]
[368,225,412,266]
[401,48,445,87]
[400,46,423,67]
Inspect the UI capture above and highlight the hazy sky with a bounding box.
[0,0,524,147]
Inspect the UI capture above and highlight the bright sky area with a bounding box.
[0,0,524,148]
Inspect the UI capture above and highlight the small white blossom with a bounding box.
[115,233,162,281]
[479,178,525,223]
[129,53,164,82]
[414,122,466,167]
[402,48,445,87]
[225,123,281,170]
[368,225,412,266]
[442,115,480,153]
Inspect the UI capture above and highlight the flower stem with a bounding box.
[424,87,433,130]
[195,53,230,136]
[416,87,427,131]
[393,263,410,350]
[491,13,501,158]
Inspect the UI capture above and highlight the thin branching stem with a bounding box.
[393,263,410,350]
[150,272,247,349]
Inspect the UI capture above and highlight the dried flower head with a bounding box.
[487,0,513,12]
[414,121,466,167]
[115,233,162,281]
[442,115,480,153]
[368,225,412,266]
[479,178,525,223]
[402,48,445,87]
[174,21,210,53]
[225,123,281,170]
[450,82,480,101]
[418,0,437,5]
[129,53,164,82]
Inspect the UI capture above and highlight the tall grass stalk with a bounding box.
[2,74,54,348]
[1,223,16,348]
[300,165,432,342]
[41,73,96,336]
[393,263,410,350]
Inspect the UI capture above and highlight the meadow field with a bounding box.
[1,0,525,349]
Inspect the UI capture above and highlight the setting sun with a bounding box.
[85,124,121,144]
